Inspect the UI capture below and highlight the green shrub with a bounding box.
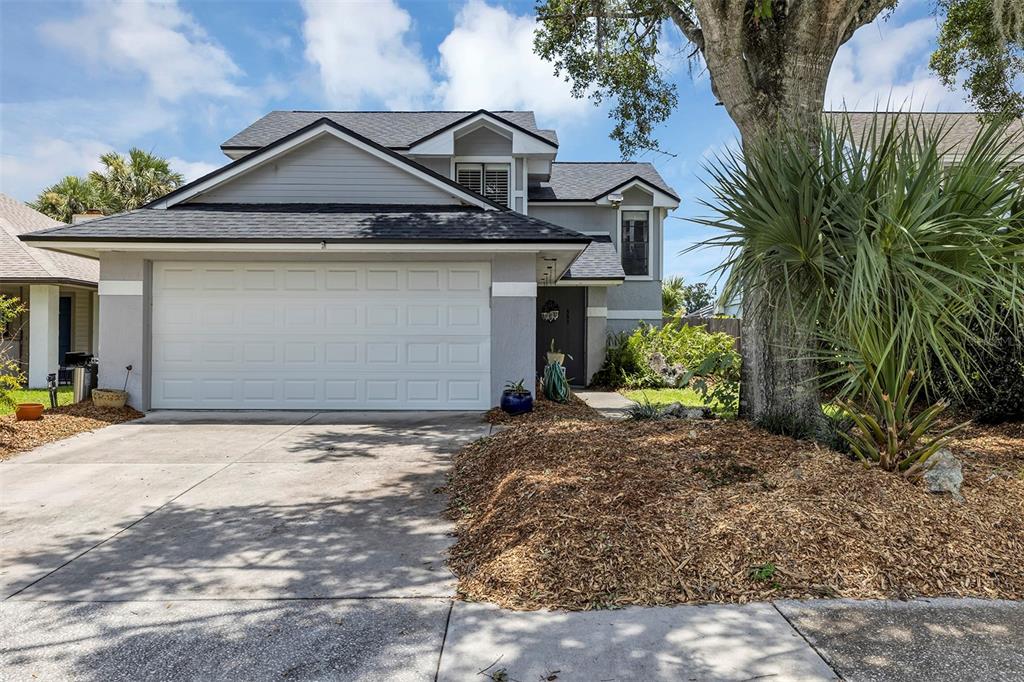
[0,295,26,412]
[592,323,741,405]
[625,397,665,420]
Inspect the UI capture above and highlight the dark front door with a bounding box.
[536,287,586,387]
[58,296,72,361]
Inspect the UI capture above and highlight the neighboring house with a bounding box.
[830,111,1024,164]
[21,110,678,410]
[0,194,99,387]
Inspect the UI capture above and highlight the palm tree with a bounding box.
[695,112,1024,474]
[31,175,100,223]
[661,276,685,316]
[89,148,184,213]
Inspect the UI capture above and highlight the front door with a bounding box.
[536,287,586,387]
[58,295,72,360]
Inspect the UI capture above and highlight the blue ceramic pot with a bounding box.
[500,391,533,415]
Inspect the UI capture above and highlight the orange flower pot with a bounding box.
[15,403,44,421]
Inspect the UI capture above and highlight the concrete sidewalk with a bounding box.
[4,597,1020,680]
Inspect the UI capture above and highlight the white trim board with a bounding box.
[492,282,537,297]
[98,280,143,296]
[607,310,662,320]
[586,307,608,318]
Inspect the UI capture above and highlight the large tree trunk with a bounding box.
[682,1,868,423]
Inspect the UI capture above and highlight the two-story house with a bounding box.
[22,110,678,411]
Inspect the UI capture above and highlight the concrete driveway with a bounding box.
[2,411,1021,681]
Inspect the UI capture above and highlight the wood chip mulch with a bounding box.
[447,417,1024,610]
[0,402,144,460]
[484,392,599,425]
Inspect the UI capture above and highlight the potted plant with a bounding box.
[500,379,533,415]
[92,364,131,409]
[546,338,572,366]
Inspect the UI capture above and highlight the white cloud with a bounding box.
[300,0,432,109]
[40,0,243,102]
[826,17,969,111]
[0,137,110,202]
[168,157,222,183]
[437,1,589,121]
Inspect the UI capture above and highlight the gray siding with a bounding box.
[585,286,607,384]
[193,136,460,204]
[532,204,664,280]
[414,156,451,178]
[454,127,512,156]
[621,187,653,205]
[529,205,617,234]
[490,253,536,402]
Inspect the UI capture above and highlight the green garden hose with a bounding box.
[542,361,570,403]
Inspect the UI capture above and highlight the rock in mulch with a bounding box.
[0,401,143,460]
[924,448,964,500]
[447,418,1024,611]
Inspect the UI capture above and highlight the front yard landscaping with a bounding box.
[0,401,143,460]
[1,387,74,415]
[447,415,1023,610]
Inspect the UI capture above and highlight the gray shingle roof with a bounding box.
[222,111,558,150]
[827,112,1024,162]
[529,162,679,201]
[564,235,625,280]
[0,193,98,285]
[21,204,590,244]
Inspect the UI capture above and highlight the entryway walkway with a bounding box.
[575,389,635,418]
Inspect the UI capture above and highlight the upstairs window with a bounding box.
[456,163,510,206]
[621,210,650,276]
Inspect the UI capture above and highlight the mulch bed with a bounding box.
[447,417,1024,610]
[484,392,599,425]
[0,402,144,460]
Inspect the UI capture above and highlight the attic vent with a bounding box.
[456,163,510,207]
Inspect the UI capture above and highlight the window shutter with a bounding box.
[456,165,483,194]
[483,165,509,206]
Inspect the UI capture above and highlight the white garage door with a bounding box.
[151,261,491,410]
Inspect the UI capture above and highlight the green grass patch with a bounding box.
[2,387,74,415]
[622,387,736,418]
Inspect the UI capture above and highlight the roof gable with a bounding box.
[221,110,558,154]
[529,162,680,204]
[153,118,505,210]
[0,193,98,285]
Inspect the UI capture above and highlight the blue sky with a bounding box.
[0,0,969,283]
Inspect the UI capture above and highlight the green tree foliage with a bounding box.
[663,276,716,316]
[89,148,185,213]
[0,296,27,412]
[30,175,100,223]
[662,276,685,315]
[931,0,1024,117]
[31,149,184,222]
[695,113,1024,474]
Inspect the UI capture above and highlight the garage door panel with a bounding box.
[152,262,491,410]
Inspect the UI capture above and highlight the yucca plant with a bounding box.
[695,112,1024,474]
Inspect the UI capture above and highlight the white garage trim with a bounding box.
[491,282,537,297]
[151,261,492,410]
[607,309,663,320]
[98,280,143,296]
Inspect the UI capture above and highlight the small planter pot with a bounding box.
[92,389,127,409]
[15,403,44,421]
[500,391,534,416]
[546,352,565,366]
